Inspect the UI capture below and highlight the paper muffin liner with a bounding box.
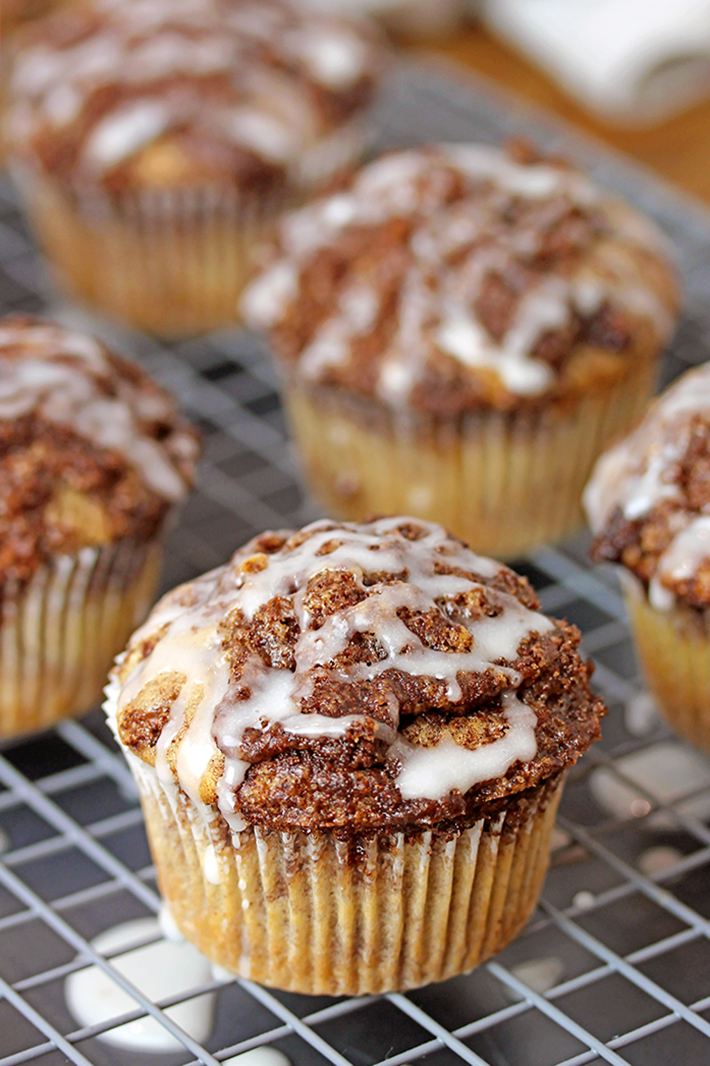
[13,119,367,338]
[284,358,658,560]
[0,538,162,739]
[621,572,710,752]
[128,757,563,995]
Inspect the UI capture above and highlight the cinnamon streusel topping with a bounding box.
[586,363,710,611]
[243,143,678,416]
[110,517,604,832]
[0,315,198,582]
[6,0,382,197]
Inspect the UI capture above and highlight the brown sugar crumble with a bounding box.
[113,517,605,834]
[7,0,383,199]
[586,364,710,611]
[0,314,199,584]
[243,143,679,419]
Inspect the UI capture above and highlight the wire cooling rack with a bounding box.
[2,60,710,1066]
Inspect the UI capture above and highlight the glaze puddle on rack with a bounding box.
[2,58,710,1066]
[64,918,215,1052]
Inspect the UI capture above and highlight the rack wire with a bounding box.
[1,61,710,1066]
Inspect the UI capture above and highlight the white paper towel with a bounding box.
[485,0,710,124]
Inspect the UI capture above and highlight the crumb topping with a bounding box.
[242,143,678,415]
[586,362,710,611]
[0,315,199,581]
[110,517,605,832]
[6,0,382,196]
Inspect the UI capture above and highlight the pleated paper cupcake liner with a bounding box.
[622,573,710,753]
[285,359,658,559]
[13,120,368,338]
[130,759,563,996]
[0,538,162,738]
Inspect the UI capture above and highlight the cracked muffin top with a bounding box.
[242,142,679,418]
[5,0,383,198]
[108,517,605,833]
[586,363,710,612]
[0,314,199,584]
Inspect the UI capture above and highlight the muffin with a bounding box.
[5,0,383,337]
[585,362,710,752]
[0,0,67,163]
[242,142,679,559]
[0,314,199,737]
[106,516,605,995]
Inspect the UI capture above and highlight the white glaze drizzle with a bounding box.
[285,29,369,90]
[85,99,172,169]
[242,145,673,402]
[585,363,710,607]
[586,364,710,532]
[0,320,194,501]
[9,0,377,177]
[656,516,710,585]
[650,515,710,610]
[392,690,537,802]
[114,518,555,819]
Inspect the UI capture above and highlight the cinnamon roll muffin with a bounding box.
[243,142,679,558]
[106,516,605,994]
[586,363,710,752]
[0,314,199,737]
[5,0,383,336]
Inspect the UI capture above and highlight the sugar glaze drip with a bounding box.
[585,363,710,607]
[113,518,555,823]
[242,145,673,402]
[0,320,194,501]
[391,690,538,802]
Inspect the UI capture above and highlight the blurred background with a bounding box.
[7,0,710,199]
[363,0,710,203]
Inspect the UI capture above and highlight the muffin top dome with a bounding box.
[109,517,604,832]
[0,315,199,582]
[586,363,710,611]
[6,0,382,196]
[242,143,679,416]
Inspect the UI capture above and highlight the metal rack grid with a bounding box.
[1,61,710,1066]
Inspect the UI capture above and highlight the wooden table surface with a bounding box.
[411,22,710,207]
